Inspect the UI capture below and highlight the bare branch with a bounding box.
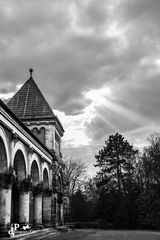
[64,156,87,195]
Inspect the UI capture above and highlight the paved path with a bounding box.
[3,229,160,240]
[31,229,160,240]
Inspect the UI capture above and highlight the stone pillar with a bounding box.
[51,194,57,227]
[33,184,43,229]
[42,189,52,227]
[51,165,58,227]
[60,202,64,225]
[63,195,70,223]
[18,180,31,225]
[57,192,63,226]
[0,173,14,237]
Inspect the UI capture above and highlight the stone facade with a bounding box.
[0,72,69,237]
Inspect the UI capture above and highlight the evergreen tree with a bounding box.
[95,133,138,195]
[95,133,138,228]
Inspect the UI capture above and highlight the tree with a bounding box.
[63,157,87,222]
[94,133,138,228]
[95,133,138,195]
[135,133,160,229]
[71,189,88,222]
[64,157,87,195]
[143,133,160,187]
[83,177,99,221]
[84,177,98,202]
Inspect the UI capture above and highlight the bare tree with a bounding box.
[64,157,87,195]
[143,133,160,186]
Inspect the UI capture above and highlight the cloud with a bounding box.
[71,0,110,31]
[1,0,160,175]
[54,109,92,148]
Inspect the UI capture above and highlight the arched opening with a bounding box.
[31,160,39,185]
[12,150,26,223]
[0,137,7,173]
[14,150,26,180]
[57,175,62,192]
[57,175,63,225]
[43,168,49,188]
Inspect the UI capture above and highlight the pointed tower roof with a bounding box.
[7,69,55,120]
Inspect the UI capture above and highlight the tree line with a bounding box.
[65,133,160,229]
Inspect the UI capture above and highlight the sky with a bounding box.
[1,0,160,176]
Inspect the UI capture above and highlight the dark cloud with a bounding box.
[117,0,160,24]
[1,0,160,174]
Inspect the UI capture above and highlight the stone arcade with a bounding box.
[0,70,69,236]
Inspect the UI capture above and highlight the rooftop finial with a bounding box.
[29,68,33,78]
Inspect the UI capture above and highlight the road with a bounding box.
[24,229,160,240]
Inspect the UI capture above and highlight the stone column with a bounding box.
[63,195,70,223]
[0,173,14,237]
[42,189,52,227]
[18,180,31,225]
[60,202,64,225]
[51,193,57,227]
[57,192,63,226]
[51,167,58,227]
[33,184,43,229]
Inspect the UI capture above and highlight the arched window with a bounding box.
[32,127,45,144]
[57,175,62,192]
[31,160,39,184]
[0,137,7,173]
[43,168,49,188]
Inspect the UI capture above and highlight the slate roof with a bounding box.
[0,99,54,157]
[7,74,55,120]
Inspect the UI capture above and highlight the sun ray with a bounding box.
[84,87,148,126]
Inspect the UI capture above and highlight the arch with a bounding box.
[0,136,8,173]
[31,160,40,184]
[14,150,26,180]
[42,162,51,186]
[12,141,28,176]
[29,153,41,182]
[11,143,27,223]
[57,174,63,192]
[43,168,49,188]
[32,127,45,144]
[0,127,10,171]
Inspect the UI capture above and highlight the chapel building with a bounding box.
[0,69,69,237]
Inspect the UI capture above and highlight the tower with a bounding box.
[7,69,64,157]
